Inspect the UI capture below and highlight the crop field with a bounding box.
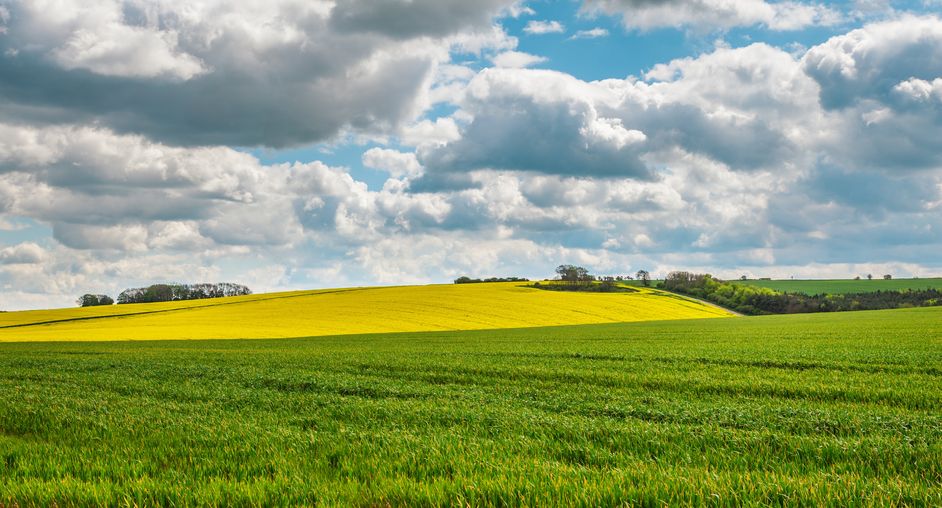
[732,277,942,295]
[0,282,730,342]
[1,307,940,506]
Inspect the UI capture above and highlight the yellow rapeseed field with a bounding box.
[0,282,733,342]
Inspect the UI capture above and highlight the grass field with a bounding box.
[1,307,940,506]
[731,277,942,295]
[0,282,730,342]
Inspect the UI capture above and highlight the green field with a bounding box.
[731,277,942,295]
[1,308,940,506]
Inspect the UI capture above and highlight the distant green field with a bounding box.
[1,309,940,506]
[732,277,942,295]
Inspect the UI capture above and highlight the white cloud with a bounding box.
[0,242,46,264]
[570,28,610,39]
[362,148,423,178]
[13,0,206,80]
[893,77,942,103]
[523,20,565,34]
[582,0,842,31]
[802,15,942,170]
[491,50,548,68]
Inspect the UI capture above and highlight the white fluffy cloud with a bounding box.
[570,28,610,39]
[582,0,842,31]
[523,20,565,34]
[802,15,942,170]
[362,148,423,178]
[490,50,548,68]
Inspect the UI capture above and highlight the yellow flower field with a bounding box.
[0,282,733,342]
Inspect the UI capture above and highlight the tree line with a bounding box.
[527,265,650,292]
[454,276,530,284]
[78,283,252,307]
[661,271,941,315]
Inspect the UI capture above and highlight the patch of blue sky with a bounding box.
[241,141,391,191]
[0,217,53,246]
[505,2,691,80]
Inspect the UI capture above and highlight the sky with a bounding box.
[1,0,942,310]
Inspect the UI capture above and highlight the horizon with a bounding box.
[8,272,942,313]
[2,0,942,310]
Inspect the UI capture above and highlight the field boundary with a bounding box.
[649,288,745,317]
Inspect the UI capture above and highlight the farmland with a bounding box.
[1,307,940,505]
[731,277,942,295]
[0,282,730,342]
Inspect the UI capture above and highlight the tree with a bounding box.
[867,274,873,280]
[883,274,892,280]
[117,283,251,304]
[636,270,650,287]
[555,265,591,285]
[854,276,861,280]
[77,294,114,307]
[740,275,748,281]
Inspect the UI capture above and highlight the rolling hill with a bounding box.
[0,282,732,342]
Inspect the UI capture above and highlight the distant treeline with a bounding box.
[531,281,637,293]
[117,283,252,304]
[77,294,114,307]
[454,276,529,284]
[528,265,648,293]
[77,283,252,306]
[662,271,942,315]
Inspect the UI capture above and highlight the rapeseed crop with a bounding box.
[0,282,731,342]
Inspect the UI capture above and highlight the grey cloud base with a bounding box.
[0,0,517,148]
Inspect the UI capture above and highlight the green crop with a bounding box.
[731,277,942,295]
[1,307,940,506]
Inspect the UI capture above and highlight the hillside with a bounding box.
[731,277,942,295]
[0,282,732,342]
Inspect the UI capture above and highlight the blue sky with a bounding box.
[0,0,941,309]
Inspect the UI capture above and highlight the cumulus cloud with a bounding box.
[415,68,653,186]
[0,0,520,148]
[802,15,942,170]
[417,42,819,187]
[362,148,423,178]
[570,28,610,39]
[490,50,548,68]
[0,242,46,264]
[582,0,842,31]
[523,20,566,34]
[803,15,942,109]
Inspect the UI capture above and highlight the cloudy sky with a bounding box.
[1,0,941,309]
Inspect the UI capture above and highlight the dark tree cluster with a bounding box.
[77,294,114,307]
[530,265,642,293]
[116,283,252,304]
[454,276,529,284]
[661,271,942,315]
[554,265,594,285]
